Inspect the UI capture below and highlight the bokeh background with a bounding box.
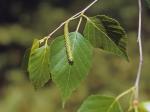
[0,0,149,112]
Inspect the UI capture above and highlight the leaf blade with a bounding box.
[28,40,51,89]
[50,32,93,103]
[78,95,123,112]
[84,15,128,60]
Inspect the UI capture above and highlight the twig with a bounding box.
[82,0,98,13]
[115,87,135,101]
[107,87,135,112]
[76,17,83,32]
[48,14,81,38]
[40,0,99,42]
[134,0,143,102]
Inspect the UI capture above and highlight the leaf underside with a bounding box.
[84,15,128,61]
[50,32,93,103]
[78,95,123,112]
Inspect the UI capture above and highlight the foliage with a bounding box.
[0,0,149,112]
[27,12,129,104]
[50,32,93,104]
[25,0,135,110]
[83,15,128,60]
[78,95,123,112]
[28,39,50,89]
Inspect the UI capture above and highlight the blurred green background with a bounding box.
[0,0,149,112]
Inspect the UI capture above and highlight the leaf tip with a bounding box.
[124,54,130,62]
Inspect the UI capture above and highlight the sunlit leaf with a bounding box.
[84,15,128,60]
[78,95,123,112]
[50,32,93,104]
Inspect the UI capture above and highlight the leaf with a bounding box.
[22,39,39,71]
[139,101,150,112]
[30,39,40,52]
[84,15,128,60]
[28,40,51,89]
[78,95,123,112]
[50,32,93,103]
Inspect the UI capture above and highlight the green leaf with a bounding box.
[31,39,40,52]
[28,40,51,89]
[139,101,150,112]
[78,95,123,112]
[22,39,39,71]
[84,15,128,60]
[50,32,93,103]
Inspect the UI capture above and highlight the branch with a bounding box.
[134,0,143,102]
[40,0,99,42]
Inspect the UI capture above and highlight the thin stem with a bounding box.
[82,0,98,13]
[134,0,143,101]
[82,14,91,21]
[40,0,99,42]
[127,92,135,111]
[76,17,83,32]
[107,87,135,112]
[134,106,138,112]
[48,15,80,38]
[115,87,135,101]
